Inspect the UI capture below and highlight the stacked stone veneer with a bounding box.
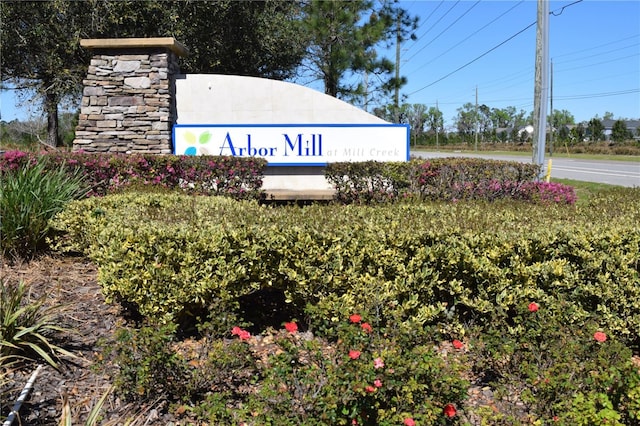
[73,41,184,154]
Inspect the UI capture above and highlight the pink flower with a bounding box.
[528,302,539,312]
[594,331,607,342]
[284,321,298,333]
[231,326,242,336]
[365,385,376,393]
[443,403,456,418]
[374,379,383,388]
[452,339,464,350]
[373,357,385,369]
[361,322,373,333]
[349,350,361,360]
[349,314,362,323]
[404,418,416,426]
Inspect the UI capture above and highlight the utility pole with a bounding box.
[475,86,478,151]
[549,58,554,156]
[436,100,440,151]
[363,70,369,112]
[394,15,401,122]
[532,0,549,176]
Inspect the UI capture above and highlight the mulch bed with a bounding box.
[0,256,174,425]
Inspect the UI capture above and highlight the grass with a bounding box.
[414,147,640,162]
[549,178,620,205]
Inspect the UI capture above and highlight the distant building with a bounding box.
[601,119,639,140]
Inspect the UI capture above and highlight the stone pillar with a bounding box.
[73,38,188,154]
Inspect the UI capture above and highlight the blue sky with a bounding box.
[383,0,640,129]
[1,0,638,129]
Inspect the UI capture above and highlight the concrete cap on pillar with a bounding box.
[80,37,188,57]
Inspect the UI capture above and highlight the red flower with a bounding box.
[231,326,250,340]
[528,302,539,312]
[403,418,416,426]
[361,322,373,333]
[452,339,464,350]
[284,321,298,333]
[365,385,376,393]
[349,350,361,360]
[443,403,456,418]
[594,331,607,342]
[349,314,362,323]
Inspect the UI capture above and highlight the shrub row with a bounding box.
[51,189,640,347]
[0,150,267,199]
[324,158,577,204]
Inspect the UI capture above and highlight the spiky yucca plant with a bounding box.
[0,280,74,369]
[0,158,89,259]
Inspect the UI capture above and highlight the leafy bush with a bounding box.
[325,158,577,205]
[0,158,88,259]
[472,299,640,424]
[49,190,640,343]
[63,186,639,424]
[108,314,468,425]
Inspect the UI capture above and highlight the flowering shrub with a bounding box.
[0,150,267,200]
[472,300,640,423]
[174,315,468,425]
[326,158,577,205]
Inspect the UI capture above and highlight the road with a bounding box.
[412,150,640,188]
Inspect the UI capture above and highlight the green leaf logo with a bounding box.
[199,131,212,145]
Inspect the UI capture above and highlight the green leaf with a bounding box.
[199,131,212,145]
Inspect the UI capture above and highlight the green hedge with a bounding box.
[50,189,640,348]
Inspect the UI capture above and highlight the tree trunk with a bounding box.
[44,90,59,148]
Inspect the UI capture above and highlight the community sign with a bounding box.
[173,124,409,166]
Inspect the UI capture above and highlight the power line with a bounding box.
[405,1,525,76]
[551,0,583,16]
[409,21,536,95]
[407,0,585,96]
[404,1,480,64]
[554,88,639,101]
[404,1,460,54]
[552,34,639,59]
[557,53,639,73]
[405,0,444,45]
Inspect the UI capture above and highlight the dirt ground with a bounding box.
[1,255,509,426]
[0,255,179,425]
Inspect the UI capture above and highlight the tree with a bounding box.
[299,0,416,105]
[549,109,575,128]
[570,123,586,145]
[0,0,101,146]
[611,120,630,142]
[101,1,307,79]
[425,106,444,134]
[455,103,477,143]
[1,0,309,147]
[587,118,604,142]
